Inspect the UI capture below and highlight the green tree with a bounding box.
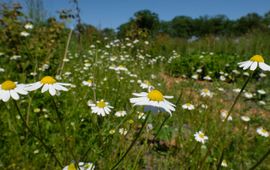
[234,13,263,34]
[118,9,160,38]
[170,16,193,38]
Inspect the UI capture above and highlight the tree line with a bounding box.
[116,9,270,39]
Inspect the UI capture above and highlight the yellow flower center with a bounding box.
[144,80,151,86]
[87,80,92,83]
[261,129,268,133]
[147,90,164,101]
[202,89,209,93]
[1,80,16,90]
[250,55,264,62]
[199,133,205,138]
[84,164,91,168]
[97,100,106,108]
[67,163,76,170]
[40,76,56,84]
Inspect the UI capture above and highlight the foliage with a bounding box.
[118,9,270,39]
[1,2,270,170]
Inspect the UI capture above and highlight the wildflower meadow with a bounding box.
[1,1,270,170]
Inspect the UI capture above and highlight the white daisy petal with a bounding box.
[57,82,71,86]
[53,84,68,91]
[15,87,28,95]
[164,95,173,99]
[10,90,19,100]
[2,90,11,102]
[49,85,56,96]
[250,62,257,71]
[41,84,49,93]
[259,62,270,71]
[243,61,252,70]
[26,82,42,91]
[132,92,148,97]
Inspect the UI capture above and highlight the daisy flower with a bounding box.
[203,75,212,81]
[140,80,154,90]
[88,99,113,116]
[137,112,146,119]
[20,31,30,37]
[63,162,95,170]
[259,73,267,78]
[243,72,250,76]
[221,160,228,167]
[257,89,266,95]
[114,65,128,71]
[115,110,127,117]
[244,92,253,99]
[24,23,33,29]
[241,116,250,122]
[194,131,208,144]
[218,87,225,92]
[109,129,116,135]
[219,75,226,81]
[0,80,28,102]
[220,110,232,121]
[82,80,94,87]
[119,128,128,135]
[182,103,195,110]
[130,89,175,115]
[200,88,213,98]
[256,127,269,137]
[259,100,266,105]
[26,76,71,96]
[233,88,241,93]
[191,74,199,80]
[238,55,270,71]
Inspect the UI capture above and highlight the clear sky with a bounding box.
[4,0,270,29]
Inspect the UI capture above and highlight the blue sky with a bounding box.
[4,0,270,29]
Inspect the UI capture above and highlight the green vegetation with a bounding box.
[0,2,270,170]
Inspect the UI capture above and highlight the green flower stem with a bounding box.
[199,72,254,169]
[154,90,181,141]
[216,145,226,170]
[111,112,150,170]
[13,100,63,168]
[153,114,170,141]
[223,71,254,122]
[249,147,270,170]
[186,143,200,169]
[82,108,135,162]
[52,98,79,169]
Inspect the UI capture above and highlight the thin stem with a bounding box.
[110,112,150,170]
[13,100,63,168]
[223,72,254,122]
[190,142,199,156]
[186,143,199,169]
[153,87,180,141]
[249,147,270,170]
[217,147,225,170]
[52,98,79,168]
[81,108,135,162]
[153,114,170,141]
[199,72,254,169]
[58,29,73,76]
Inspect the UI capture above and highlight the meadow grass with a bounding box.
[1,25,270,170]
